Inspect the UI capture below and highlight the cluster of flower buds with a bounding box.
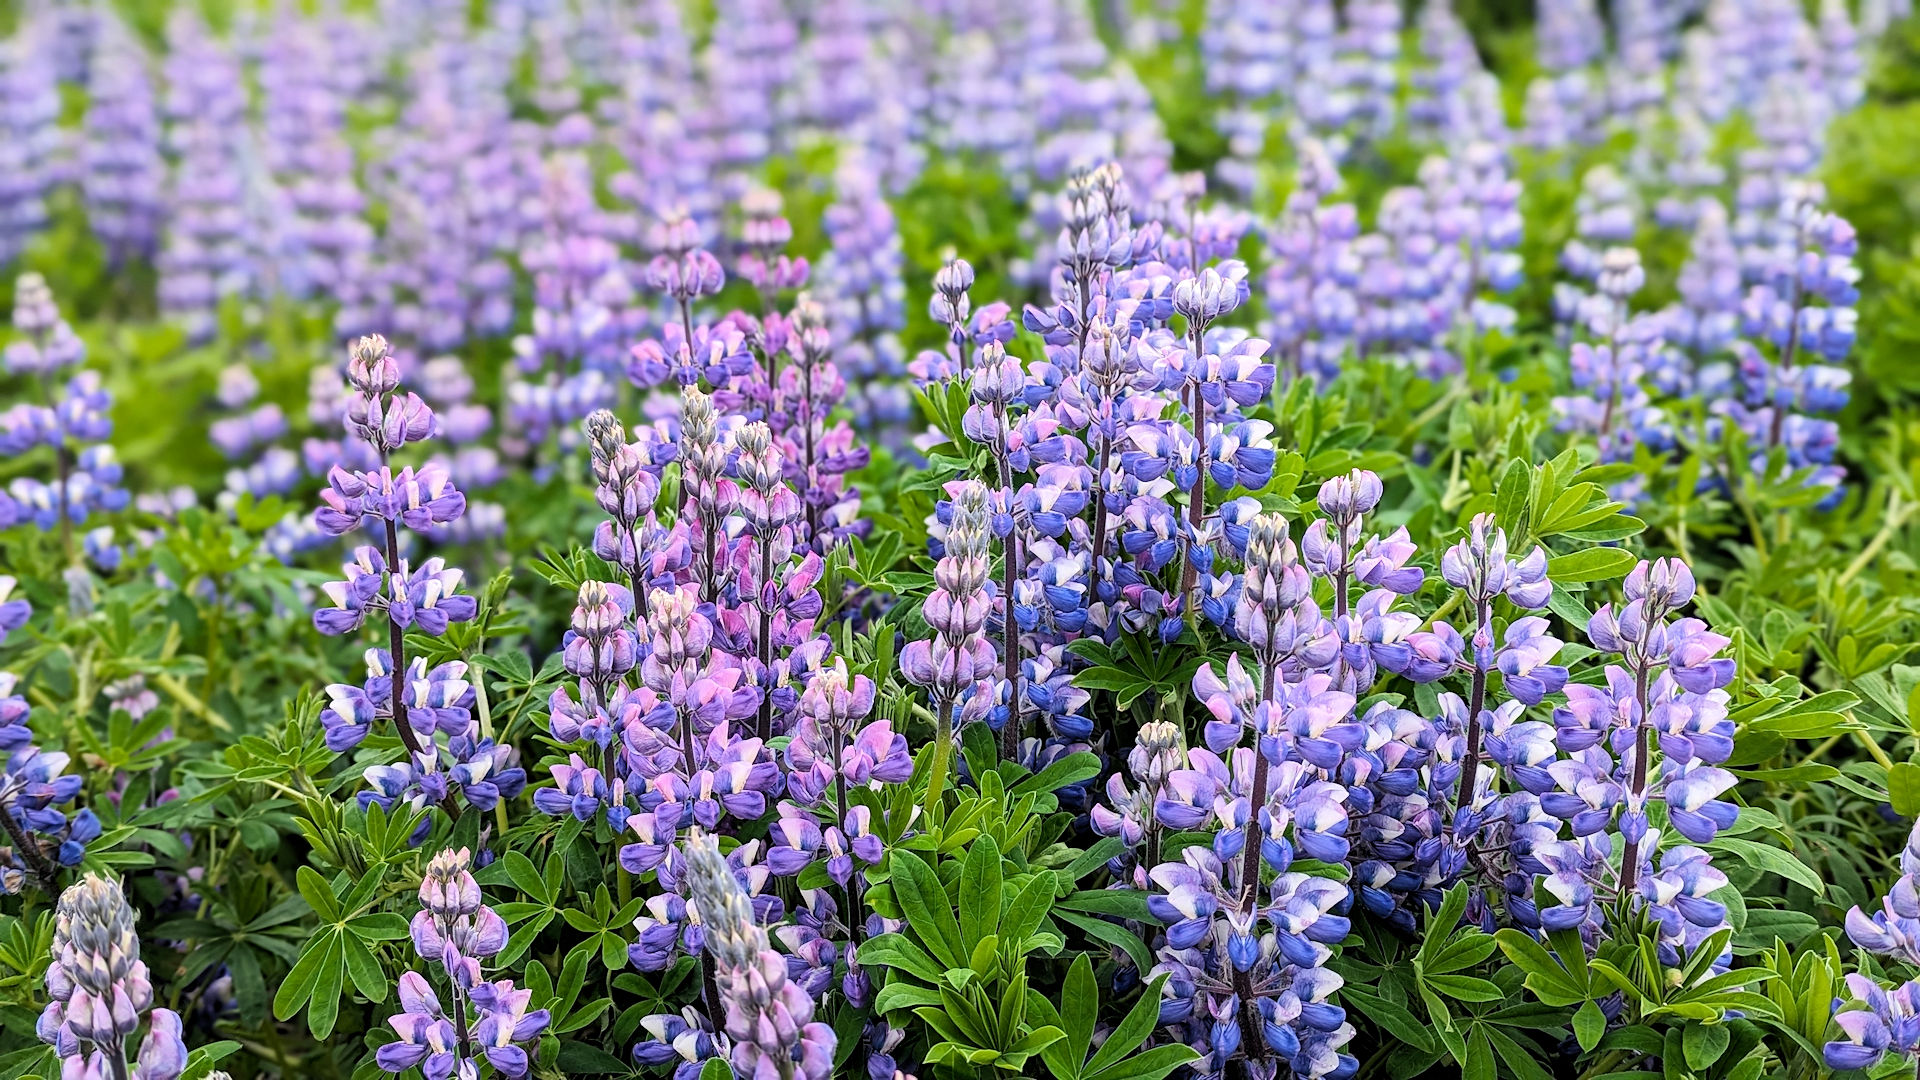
[685,830,836,1080]
[380,849,549,1079]
[584,409,679,624]
[39,875,188,1080]
[901,480,997,735]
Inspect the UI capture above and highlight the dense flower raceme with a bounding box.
[310,335,515,818]
[38,875,189,1080]
[684,829,836,1080]
[0,274,128,565]
[378,848,549,1079]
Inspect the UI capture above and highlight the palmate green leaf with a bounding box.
[1083,973,1177,1077]
[1058,888,1151,921]
[271,926,341,1025]
[1463,1028,1497,1080]
[1002,872,1055,946]
[305,931,346,1039]
[1484,1027,1554,1080]
[1426,973,1504,1002]
[295,865,343,923]
[1086,1044,1203,1080]
[858,932,948,983]
[1051,955,1098,1079]
[1428,931,1499,974]
[874,982,945,1014]
[1011,752,1102,797]
[1493,929,1588,1007]
[341,931,387,1004]
[1495,459,1532,538]
[1416,884,1470,965]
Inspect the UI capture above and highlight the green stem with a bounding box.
[152,672,232,733]
[925,694,954,826]
[1837,492,1914,588]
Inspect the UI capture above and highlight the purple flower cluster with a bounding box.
[0,275,127,564]
[1058,462,1744,1073]
[38,875,189,1080]
[1845,820,1920,967]
[0,664,100,895]
[379,849,549,1080]
[0,23,59,267]
[1524,559,1738,964]
[686,829,837,1080]
[310,336,512,818]
[80,13,163,268]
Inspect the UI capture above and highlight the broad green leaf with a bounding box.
[1002,873,1056,945]
[1706,837,1824,896]
[856,933,948,983]
[890,850,964,967]
[295,866,343,923]
[1463,1029,1496,1080]
[1086,974,1173,1078]
[1574,1000,1606,1052]
[1683,1022,1730,1070]
[874,982,946,1014]
[1057,909,1153,975]
[1546,547,1641,583]
[1494,929,1586,1006]
[341,932,387,1004]
[1343,986,1434,1052]
[1426,973,1504,1002]
[305,933,345,1038]
[1891,761,1920,817]
[346,912,409,940]
[1062,955,1097,1074]
[272,928,338,1021]
[1057,889,1150,921]
[1084,1044,1202,1080]
[960,835,1004,951]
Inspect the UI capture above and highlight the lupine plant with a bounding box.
[0,3,1913,1080]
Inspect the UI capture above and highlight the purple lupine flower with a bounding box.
[1845,820,1920,966]
[381,849,546,1079]
[684,829,836,1080]
[1827,974,1920,1073]
[80,15,163,268]
[0,577,29,649]
[38,875,189,1080]
[308,335,481,814]
[0,671,93,893]
[901,480,998,748]
[1518,557,1738,961]
[1,277,128,556]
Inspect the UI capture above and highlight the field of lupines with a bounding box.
[4,0,1920,1078]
